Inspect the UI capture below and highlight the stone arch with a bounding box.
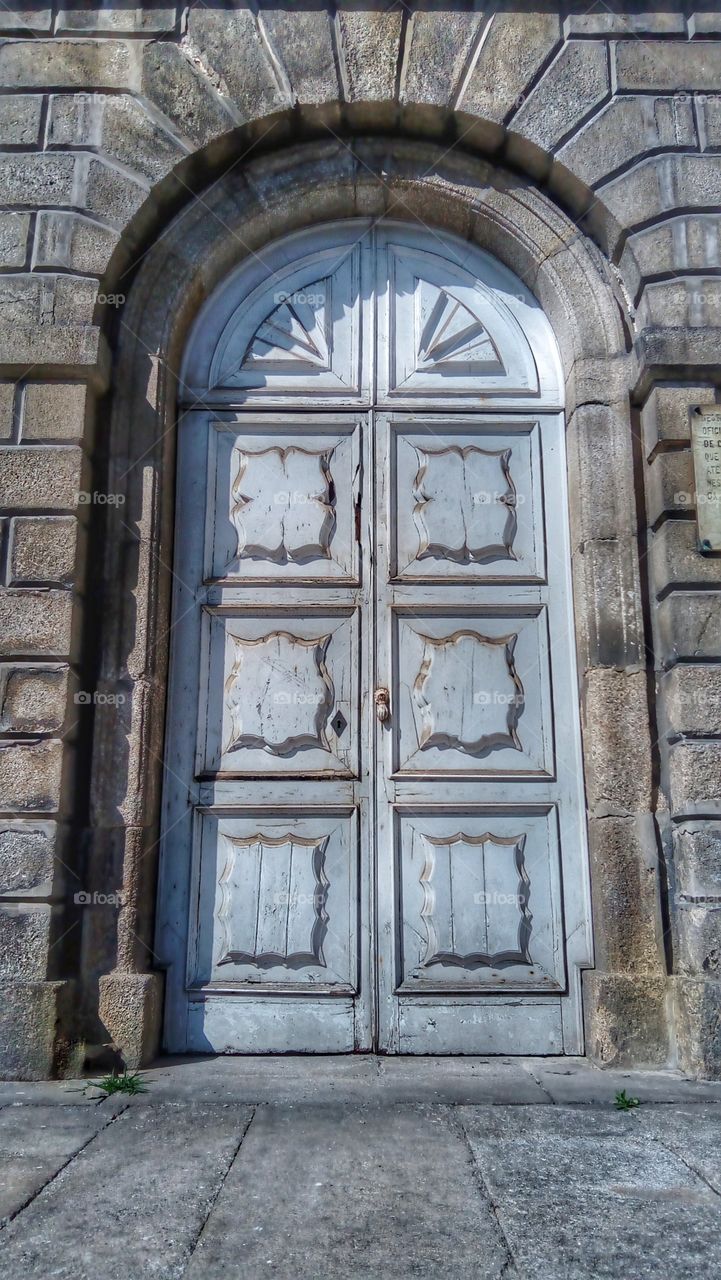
[85,136,667,1068]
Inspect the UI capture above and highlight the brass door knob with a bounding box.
[374,688,391,723]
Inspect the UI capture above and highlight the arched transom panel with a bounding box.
[182,222,563,408]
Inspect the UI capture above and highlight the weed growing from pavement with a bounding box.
[614,1089,640,1111]
[90,1070,148,1097]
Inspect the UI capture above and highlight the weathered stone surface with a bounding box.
[674,823,721,899]
[140,42,238,148]
[657,591,721,663]
[583,971,670,1067]
[582,670,652,817]
[587,815,665,974]
[400,9,485,107]
[556,95,696,192]
[185,1105,510,1280]
[97,970,163,1070]
[0,665,69,733]
[622,216,721,298]
[615,39,721,92]
[33,210,119,277]
[337,7,403,102]
[600,155,721,253]
[646,449,694,525]
[0,447,81,512]
[81,155,149,228]
[184,7,289,121]
[565,10,686,34]
[0,321,102,373]
[650,520,721,595]
[0,1103,255,1271]
[0,212,28,270]
[0,591,73,659]
[675,975,721,1077]
[0,38,141,90]
[47,93,188,184]
[640,277,721,329]
[0,8,52,32]
[566,402,638,544]
[508,39,609,155]
[641,384,717,456]
[573,537,645,669]
[0,905,52,980]
[0,739,63,812]
[261,6,339,106]
[662,665,721,736]
[0,381,16,439]
[0,154,76,208]
[0,980,64,1079]
[0,820,57,897]
[0,94,42,145]
[675,904,721,980]
[460,9,560,124]
[21,383,87,443]
[9,517,77,585]
[56,6,177,33]
[669,741,721,816]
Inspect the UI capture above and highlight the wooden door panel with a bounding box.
[207,418,361,583]
[391,421,545,582]
[392,608,554,777]
[189,809,358,992]
[199,607,360,777]
[395,808,566,993]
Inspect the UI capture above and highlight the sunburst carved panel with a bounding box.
[415,283,505,374]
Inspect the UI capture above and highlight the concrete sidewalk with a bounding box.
[1,1057,720,1279]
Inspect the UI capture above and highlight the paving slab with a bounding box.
[0,1101,123,1226]
[521,1058,721,1105]
[0,1102,254,1280]
[633,1104,721,1194]
[459,1105,721,1280]
[185,1103,514,1280]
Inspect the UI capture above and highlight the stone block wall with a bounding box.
[0,1,720,1077]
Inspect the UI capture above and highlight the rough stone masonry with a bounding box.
[0,2,720,1079]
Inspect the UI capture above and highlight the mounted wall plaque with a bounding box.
[691,406,721,554]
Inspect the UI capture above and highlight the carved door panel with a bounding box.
[374,414,591,1053]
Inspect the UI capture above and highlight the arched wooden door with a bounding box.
[156,221,592,1054]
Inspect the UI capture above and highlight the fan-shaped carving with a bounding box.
[241,281,330,371]
[417,285,505,373]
